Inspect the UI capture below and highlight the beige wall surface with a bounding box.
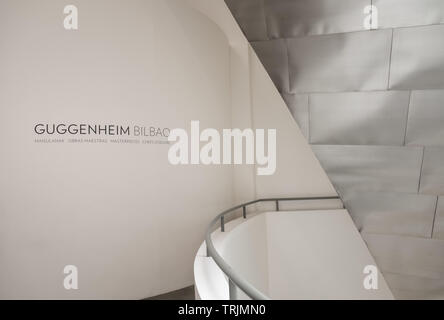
[189,0,337,201]
[0,0,338,299]
[0,0,234,299]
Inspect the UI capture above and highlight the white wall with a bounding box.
[248,48,337,198]
[196,211,393,300]
[266,211,392,299]
[0,0,340,299]
[0,0,234,299]
[188,0,337,201]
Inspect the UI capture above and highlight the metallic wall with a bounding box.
[225,0,444,299]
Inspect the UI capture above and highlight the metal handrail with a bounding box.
[205,196,341,300]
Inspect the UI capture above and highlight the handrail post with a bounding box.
[221,216,225,232]
[275,200,279,211]
[242,206,246,219]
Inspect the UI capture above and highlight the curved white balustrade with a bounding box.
[194,210,394,300]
